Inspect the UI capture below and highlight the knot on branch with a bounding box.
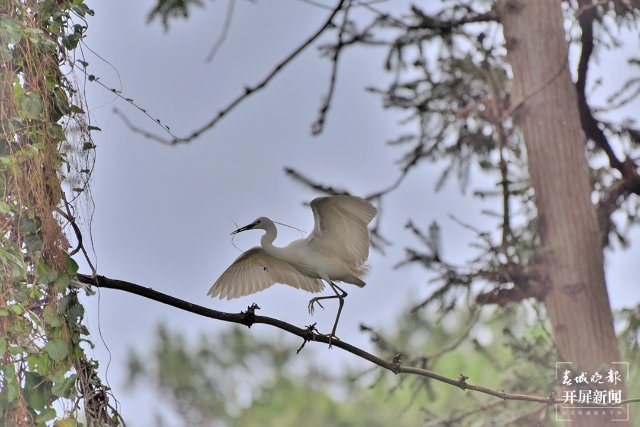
[457,374,469,390]
[241,303,260,327]
[391,353,403,374]
[297,323,319,354]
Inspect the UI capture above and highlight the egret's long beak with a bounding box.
[230,223,255,235]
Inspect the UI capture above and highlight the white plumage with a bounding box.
[208,247,325,299]
[208,195,377,338]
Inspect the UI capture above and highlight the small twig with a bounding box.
[57,205,82,257]
[501,54,568,123]
[596,170,640,245]
[428,309,480,360]
[284,167,350,195]
[205,0,236,63]
[311,0,351,135]
[365,167,410,200]
[298,0,334,10]
[80,67,179,142]
[360,323,402,355]
[59,192,96,274]
[424,399,509,427]
[408,5,499,31]
[113,108,174,145]
[297,323,319,353]
[482,59,511,260]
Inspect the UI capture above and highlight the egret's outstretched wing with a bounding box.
[306,196,377,266]
[208,247,325,300]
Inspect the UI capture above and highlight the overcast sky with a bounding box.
[77,1,640,425]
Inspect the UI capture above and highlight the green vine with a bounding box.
[1,1,120,425]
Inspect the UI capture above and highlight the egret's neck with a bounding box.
[260,221,277,250]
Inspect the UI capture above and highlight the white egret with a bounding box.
[208,195,377,339]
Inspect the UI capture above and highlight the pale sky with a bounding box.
[77,1,640,425]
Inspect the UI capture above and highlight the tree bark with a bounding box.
[498,1,626,426]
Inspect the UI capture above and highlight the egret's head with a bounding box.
[231,217,271,235]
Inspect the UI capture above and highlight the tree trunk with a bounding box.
[498,1,626,426]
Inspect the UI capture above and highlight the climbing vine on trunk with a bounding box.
[0,1,120,425]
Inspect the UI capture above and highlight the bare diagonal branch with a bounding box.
[76,272,637,407]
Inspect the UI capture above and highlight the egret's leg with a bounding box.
[328,282,347,339]
[307,281,348,346]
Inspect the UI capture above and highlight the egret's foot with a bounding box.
[319,332,340,348]
[307,298,325,314]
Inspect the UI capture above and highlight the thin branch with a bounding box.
[604,77,640,112]
[311,0,351,135]
[139,0,346,144]
[365,167,410,200]
[428,309,481,360]
[597,168,640,245]
[284,167,350,195]
[482,59,511,260]
[501,54,568,123]
[80,68,179,142]
[355,1,412,28]
[575,0,625,172]
[286,145,411,202]
[408,4,499,32]
[297,0,334,12]
[58,192,96,274]
[205,0,235,63]
[424,399,509,427]
[77,272,576,406]
[113,108,173,145]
